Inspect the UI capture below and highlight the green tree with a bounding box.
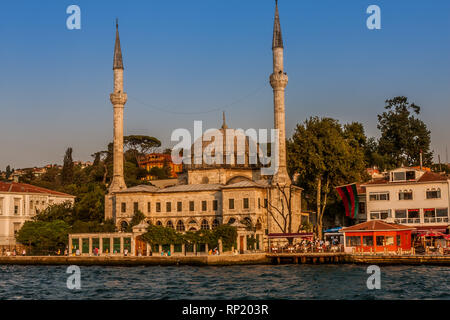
[287,117,367,239]
[5,165,12,179]
[124,135,161,164]
[16,220,70,255]
[61,147,74,185]
[377,96,433,168]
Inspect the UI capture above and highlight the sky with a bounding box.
[0,0,449,169]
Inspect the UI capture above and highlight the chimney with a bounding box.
[419,150,423,170]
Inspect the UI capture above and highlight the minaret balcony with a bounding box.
[270,72,288,89]
[110,92,128,105]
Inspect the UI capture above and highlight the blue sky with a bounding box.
[0,0,449,169]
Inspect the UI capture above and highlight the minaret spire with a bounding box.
[109,20,127,194]
[272,0,283,49]
[270,0,289,184]
[221,111,228,129]
[113,19,124,70]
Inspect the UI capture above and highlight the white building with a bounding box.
[0,182,75,246]
[360,167,450,233]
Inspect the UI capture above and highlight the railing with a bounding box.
[395,217,449,224]
[424,217,449,223]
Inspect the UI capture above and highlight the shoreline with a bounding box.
[0,253,449,266]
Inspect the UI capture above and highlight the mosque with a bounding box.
[103,2,306,253]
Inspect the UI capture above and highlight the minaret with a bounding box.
[109,20,127,192]
[270,0,289,184]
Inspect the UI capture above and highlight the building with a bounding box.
[342,220,414,253]
[99,3,306,255]
[0,182,75,246]
[138,153,183,180]
[360,167,450,233]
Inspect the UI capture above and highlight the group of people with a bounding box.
[1,248,26,256]
[271,238,342,253]
[208,247,220,255]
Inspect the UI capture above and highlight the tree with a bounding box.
[126,210,146,232]
[61,147,74,185]
[377,96,433,168]
[287,117,367,239]
[5,165,12,179]
[16,220,70,255]
[124,135,161,164]
[266,183,300,244]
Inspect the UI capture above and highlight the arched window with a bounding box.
[166,220,174,229]
[120,221,128,231]
[212,219,220,229]
[227,218,236,225]
[189,227,197,231]
[201,219,210,230]
[255,219,262,230]
[176,220,185,232]
[146,220,152,225]
[156,220,162,226]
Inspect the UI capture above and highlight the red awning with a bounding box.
[413,226,448,233]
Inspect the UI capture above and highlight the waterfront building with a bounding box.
[360,167,450,233]
[138,153,183,180]
[100,2,306,254]
[0,182,75,246]
[342,220,414,253]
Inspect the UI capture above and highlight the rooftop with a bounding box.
[342,220,415,232]
[0,182,75,197]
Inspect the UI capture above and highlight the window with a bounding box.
[424,209,435,218]
[0,198,3,215]
[30,201,33,210]
[166,202,171,212]
[133,202,138,213]
[392,170,415,182]
[156,220,162,226]
[376,236,384,246]
[156,202,161,212]
[14,205,19,215]
[395,210,407,218]
[212,219,220,229]
[201,219,210,230]
[121,202,126,213]
[213,200,218,211]
[258,198,261,209]
[408,209,420,219]
[264,198,268,208]
[397,235,401,246]
[399,190,413,200]
[227,218,236,225]
[147,202,151,213]
[369,192,389,201]
[177,201,182,212]
[229,199,235,209]
[426,189,441,199]
[202,201,207,211]
[243,198,249,209]
[176,220,185,231]
[120,221,128,232]
[385,236,394,246]
[436,208,448,217]
[189,201,195,211]
[346,236,361,247]
[166,220,174,229]
[370,211,389,220]
[362,236,373,246]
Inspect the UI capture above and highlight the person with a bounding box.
[208,249,212,255]
[167,250,171,257]
[94,247,99,256]
[22,249,26,256]
[76,248,80,256]
[64,249,68,256]
[161,250,165,256]
[57,249,61,255]
[124,248,128,256]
